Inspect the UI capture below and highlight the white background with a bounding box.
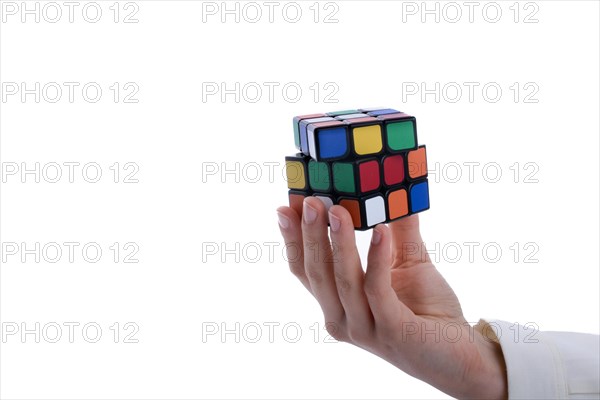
[1,1,598,399]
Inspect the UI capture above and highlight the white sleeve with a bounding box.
[481,319,600,400]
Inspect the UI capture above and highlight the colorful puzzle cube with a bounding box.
[286,107,430,231]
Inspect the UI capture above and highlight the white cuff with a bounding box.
[481,319,599,400]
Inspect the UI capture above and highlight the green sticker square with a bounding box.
[333,163,356,194]
[308,160,330,191]
[293,121,300,148]
[386,121,415,151]
[326,109,359,116]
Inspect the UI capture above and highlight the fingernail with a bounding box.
[371,227,382,245]
[303,201,317,224]
[329,212,341,232]
[277,212,289,229]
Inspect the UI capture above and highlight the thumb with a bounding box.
[389,215,430,267]
[364,224,413,329]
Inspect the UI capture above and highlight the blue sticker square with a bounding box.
[367,109,400,117]
[299,117,335,154]
[410,181,430,212]
[318,127,348,159]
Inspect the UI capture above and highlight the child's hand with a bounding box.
[277,197,507,399]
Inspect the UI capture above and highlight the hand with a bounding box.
[276,197,507,399]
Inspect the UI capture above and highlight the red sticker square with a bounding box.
[358,160,380,193]
[383,154,404,186]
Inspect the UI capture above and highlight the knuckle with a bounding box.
[325,321,346,342]
[303,239,322,263]
[288,263,305,279]
[283,242,303,264]
[306,268,324,285]
[363,280,382,299]
[347,326,368,344]
[334,271,352,294]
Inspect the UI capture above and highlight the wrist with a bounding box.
[468,321,508,400]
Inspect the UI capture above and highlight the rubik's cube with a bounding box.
[285,108,430,231]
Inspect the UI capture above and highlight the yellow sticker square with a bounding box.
[353,125,382,155]
[285,161,306,189]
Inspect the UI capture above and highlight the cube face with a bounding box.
[287,107,429,231]
[285,154,309,190]
[383,154,405,187]
[385,119,417,152]
[407,145,428,180]
[409,180,430,213]
[308,160,331,192]
[352,124,383,156]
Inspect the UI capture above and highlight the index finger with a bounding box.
[276,205,311,292]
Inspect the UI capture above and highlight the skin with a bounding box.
[277,197,508,400]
